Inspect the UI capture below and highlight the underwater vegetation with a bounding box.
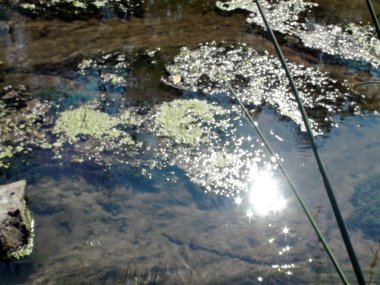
[147,98,268,196]
[216,0,380,73]
[156,99,228,145]
[51,104,143,164]
[0,40,371,198]
[54,106,129,143]
[163,43,363,135]
[77,52,131,94]
[0,85,52,168]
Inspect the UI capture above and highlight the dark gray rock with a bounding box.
[0,180,33,259]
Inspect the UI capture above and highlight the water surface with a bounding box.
[0,0,379,284]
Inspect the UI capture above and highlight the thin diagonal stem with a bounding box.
[216,68,349,285]
[254,0,366,284]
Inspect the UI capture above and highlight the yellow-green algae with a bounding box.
[157,99,227,145]
[212,153,234,169]
[53,106,125,143]
[51,106,140,163]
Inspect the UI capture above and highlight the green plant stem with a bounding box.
[254,0,366,283]
[354,81,380,87]
[365,0,380,39]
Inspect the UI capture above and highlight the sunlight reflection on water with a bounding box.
[247,168,287,217]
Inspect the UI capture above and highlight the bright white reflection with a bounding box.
[234,196,242,205]
[248,168,287,216]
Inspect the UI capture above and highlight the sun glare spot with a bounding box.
[246,209,254,219]
[248,168,287,216]
[234,196,243,205]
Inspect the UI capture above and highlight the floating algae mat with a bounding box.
[144,98,273,197]
[163,43,364,135]
[0,85,273,199]
[0,45,367,198]
[216,0,380,72]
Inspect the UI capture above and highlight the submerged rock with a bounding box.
[0,180,34,259]
[162,43,363,135]
[9,0,144,20]
[216,0,380,72]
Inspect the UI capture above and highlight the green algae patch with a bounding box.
[7,209,35,260]
[212,153,234,169]
[156,99,227,145]
[53,107,122,143]
[51,106,141,164]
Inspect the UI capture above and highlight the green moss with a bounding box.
[51,107,139,164]
[213,154,233,169]
[53,107,122,143]
[0,145,14,160]
[7,209,34,260]
[0,145,22,168]
[72,0,87,8]
[157,99,226,145]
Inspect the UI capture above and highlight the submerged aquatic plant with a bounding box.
[51,105,141,164]
[77,52,131,94]
[0,85,52,168]
[216,0,380,72]
[53,106,123,143]
[7,209,35,260]
[163,43,362,135]
[156,99,227,145]
[142,98,274,197]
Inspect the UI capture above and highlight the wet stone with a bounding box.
[8,0,144,21]
[162,42,364,135]
[216,0,380,73]
[0,180,34,259]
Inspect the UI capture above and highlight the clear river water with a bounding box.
[0,0,380,284]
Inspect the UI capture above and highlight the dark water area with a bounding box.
[0,0,380,284]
